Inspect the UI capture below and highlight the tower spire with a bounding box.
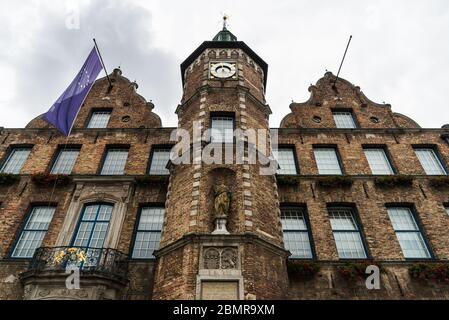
[223,14,229,30]
[213,14,237,41]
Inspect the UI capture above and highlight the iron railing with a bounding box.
[28,246,129,280]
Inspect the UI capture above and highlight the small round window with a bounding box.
[121,116,131,123]
[312,116,322,123]
[370,116,380,124]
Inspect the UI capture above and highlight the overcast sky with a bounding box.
[1,0,448,129]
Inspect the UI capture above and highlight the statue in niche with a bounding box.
[213,184,231,219]
[212,184,231,234]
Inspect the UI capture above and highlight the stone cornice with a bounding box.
[155,232,289,258]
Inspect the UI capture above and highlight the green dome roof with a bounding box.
[212,27,237,42]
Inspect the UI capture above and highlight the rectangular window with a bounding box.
[387,207,431,259]
[132,207,164,259]
[11,206,56,258]
[333,111,357,128]
[414,148,446,175]
[1,147,31,174]
[313,147,342,175]
[50,148,80,174]
[149,148,171,175]
[364,148,394,175]
[273,147,298,175]
[445,205,449,216]
[87,110,111,128]
[211,115,234,143]
[328,207,367,259]
[101,148,129,175]
[281,207,313,259]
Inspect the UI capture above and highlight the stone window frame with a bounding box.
[55,194,127,250]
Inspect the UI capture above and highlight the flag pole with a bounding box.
[93,38,113,92]
[333,35,353,91]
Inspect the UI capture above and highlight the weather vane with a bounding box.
[223,14,229,29]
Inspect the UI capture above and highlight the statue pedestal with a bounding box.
[212,218,230,235]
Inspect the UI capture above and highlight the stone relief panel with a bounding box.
[202,247,238,270]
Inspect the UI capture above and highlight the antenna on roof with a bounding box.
[333,35,353,91]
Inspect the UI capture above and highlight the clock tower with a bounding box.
[152,19,289,300]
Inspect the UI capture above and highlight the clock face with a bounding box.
[210,62,236,79]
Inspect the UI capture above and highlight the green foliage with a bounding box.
[276,175,301,186]
[287,260,320,278]
[0,173,20,186]
[409,263,449,283]
[428,176,449,190]
[31,173,72,187]
[336,261,383,280]
[316,175,353,188]
[135,175,169,186]
[374,175,414,188]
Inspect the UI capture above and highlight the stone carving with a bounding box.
[212,184,232,235]
[203,247,238,270]
[213,184,231,219]
[203,248,220,269]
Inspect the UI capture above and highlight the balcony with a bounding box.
[20,247,129,300]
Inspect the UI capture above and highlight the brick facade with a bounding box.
[0,27,448,300]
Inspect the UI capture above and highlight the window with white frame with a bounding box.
[87,110,111,128]
[328,207,367,259]
[332,111,357,129]
[0,147,31,174]
[387,207,431,259]
[11,206,56,258]
[149,148,171,175]
[50,148,80,174]
[364,148,394,175]
[281,207,313,259]
[210,115,234,143]
[273,147,298,175]
[313,147,342,175]
[414,148,446,175]
[132,207,164,259]
[101,148,129,175]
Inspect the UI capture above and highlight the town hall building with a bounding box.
[0,23,449,300]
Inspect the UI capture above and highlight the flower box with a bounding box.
[374,175,414,188]
[287,260,320,278]
[276,175,301,186]
[31,173,72,187]
[409,263,449,283]
[135,175,169,186]
[0,173,20,186]
[316,176,353,189]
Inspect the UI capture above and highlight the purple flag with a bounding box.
[43,46,103,136]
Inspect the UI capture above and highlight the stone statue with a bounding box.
[212,184,231,235]
[213,184,231,219]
